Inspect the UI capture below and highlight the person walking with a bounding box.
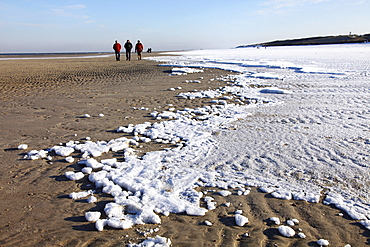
[124,40,133,61]
[113,40,121,61]
[135,40,144,60]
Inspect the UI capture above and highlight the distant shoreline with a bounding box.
[0,51,111,56]
[238,33,370,48]
[0,52,114,60]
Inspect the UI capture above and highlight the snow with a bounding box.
[218,190,232,196]
[65,156,74,163]
[127,235,171,247]
[204,220,212,226]
[270,217,281,225]
[360,219,370,230]
[69,190,94,200]
[286,219,299,226]
[22,44,370,244]
[17,144,28,150]
[87,196,97,203]
[65,171,85,180]
[278,225,295,237]
[317,239,330,246]
[85,211,101,222]
[23,150,48,160]
[235,214,249,226]
[52,146,75,156]
[170,67,203,75]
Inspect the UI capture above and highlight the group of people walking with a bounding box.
[113,40,144,61]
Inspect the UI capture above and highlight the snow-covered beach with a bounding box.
[1,45,369,246]
[146,44,370,220]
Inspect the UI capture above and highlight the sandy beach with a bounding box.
[0,53,369,246]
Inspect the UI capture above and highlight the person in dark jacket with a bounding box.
[124,40,133,61]
[113,40,121,61]
[135,40,144,60]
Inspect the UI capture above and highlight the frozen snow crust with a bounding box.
[24,44,369,241]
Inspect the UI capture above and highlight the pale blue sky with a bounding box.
[1,0,369,53]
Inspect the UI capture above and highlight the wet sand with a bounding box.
[0,53,368,246]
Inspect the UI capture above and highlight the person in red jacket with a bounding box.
[135,40,144,60]
[113,40,122,61]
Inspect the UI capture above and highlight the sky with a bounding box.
[0,0,369,53]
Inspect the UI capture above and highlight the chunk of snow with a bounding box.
[65,156,74,163]
[85,211,101,222]
[65,171,85,180]
[81,167,93,174]
[270,217,280,225]
[271,190,292,200]
[278,225,295,237]
[235,214,249,226]
[316,239,330,246]
[186,207,207,216]
[204,220,212,226]
[52,146,75,156]
[219,190,232,196]
[95,219,108,231]
[69,190,94,200]
[127,235,172,247]
[360,219,370,230]
[287,219,299,226]
[87,196,97,203]
[79,158,104,169]
[24,150,48,160]
[18,144,28,150]
[106,217,133,229]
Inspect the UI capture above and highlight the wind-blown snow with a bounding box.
[23,44,370,240]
